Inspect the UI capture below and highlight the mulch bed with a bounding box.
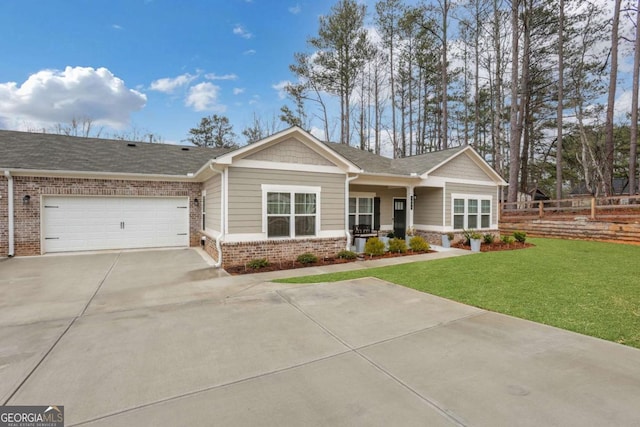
[226,250,435,275]
[226,242,534,275]
[451,241,534,252]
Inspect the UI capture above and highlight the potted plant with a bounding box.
[379,231,394,250]
[441,232,454,248]
[469,231,482,252]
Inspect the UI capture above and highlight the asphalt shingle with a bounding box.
[0,130,231,176]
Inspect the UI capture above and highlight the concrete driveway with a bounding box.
[1,249,639,426]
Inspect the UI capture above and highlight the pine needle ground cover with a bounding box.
[277,238,640,348]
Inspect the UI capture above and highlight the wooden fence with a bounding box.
[500,195,640,243]
[500,195,640,222]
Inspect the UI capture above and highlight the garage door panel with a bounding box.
[42,196,190,253]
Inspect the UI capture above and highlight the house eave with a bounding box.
[1,168,200,182]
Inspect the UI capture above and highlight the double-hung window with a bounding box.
[348,196,374,229]
[452,195,492,230]
[264,185,320,238]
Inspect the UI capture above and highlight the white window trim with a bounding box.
[451,193,492,230]
[262,184,321,238]
[349,195,375,228]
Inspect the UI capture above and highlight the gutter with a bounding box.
[209,164,225,268]
[344,173,360,250]
[4,171,14,257]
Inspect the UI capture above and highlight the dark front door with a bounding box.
[393,199,406,239]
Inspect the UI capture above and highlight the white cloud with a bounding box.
[272,80,291,99]
[615,89,633,121]
[233,87,245,95]
[289,4,301,14]
[233,25,253,39]
[248,95,260,106]
[149,73,197,93]
[185,82,225,112]
[204,73,238,81]
[243,49,257,55]
[112,24,123,30]
[0,66,146,129]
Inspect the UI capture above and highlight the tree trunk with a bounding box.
[556,0,564,200]
[507,0,521,203]
[630,0,640,197]
[604,0,621,196]
[441,0,449,149]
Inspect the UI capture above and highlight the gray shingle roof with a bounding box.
[0,130,232,176]
[324,142,466,176]
[1,129,470,178]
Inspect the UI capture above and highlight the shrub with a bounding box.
[246,258,269,269]
[296,253,318,264]
[386,232,395,238]
[463,229,482,244]
[364,237,385,256]
[337,249,357,260]
[409,236,430,252]
[388,238,408,253]
[483,233,495,244]
[446,232,455,241]
[501,235,515,244]
[513,231,527,243]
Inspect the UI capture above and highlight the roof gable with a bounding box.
[244,137,335,166]
[424,146,507,184]
[214,127,361,173]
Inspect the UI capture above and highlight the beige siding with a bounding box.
[414,187,443,226]
[204,174,221,232]
[227,167,345,234]
[445,183,498,227]
[244,137,334,166]
[350,185,405,226]
[431,152,493,181]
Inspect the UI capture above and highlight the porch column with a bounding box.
[407,185,415,233]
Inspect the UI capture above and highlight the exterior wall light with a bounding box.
[22,195,31,205]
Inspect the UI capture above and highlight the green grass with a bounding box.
[277,238,640,348]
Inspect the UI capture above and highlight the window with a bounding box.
[452,195,492,230]
[349,196,373,229]
[481,200,491,228]
[267,192,291,237]
[264,185,320,238]
[295,193,316,236]
[453,199,465,229]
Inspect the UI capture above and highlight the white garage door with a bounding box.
[42,196,190,253]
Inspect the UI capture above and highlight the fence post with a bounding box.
[591,197,596,220]
[539,201,544,218]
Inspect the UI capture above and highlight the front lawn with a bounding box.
[277,238,640,348]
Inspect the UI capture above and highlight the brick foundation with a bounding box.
[3,176,202,256]
[219,237,348,269]
[415,230,500,246]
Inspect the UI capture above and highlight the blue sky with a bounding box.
[0,0,339,144]
[0,0,634,148]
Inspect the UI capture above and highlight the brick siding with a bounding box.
[211,237,347,269]
[3,176,202,256]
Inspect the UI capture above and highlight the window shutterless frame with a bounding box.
[262,184,321,238]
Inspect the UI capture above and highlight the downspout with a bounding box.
[209,164,225,268]
[344,173,359,250]
[4,171,14,257]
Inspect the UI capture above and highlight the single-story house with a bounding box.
[1,127,507,268]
